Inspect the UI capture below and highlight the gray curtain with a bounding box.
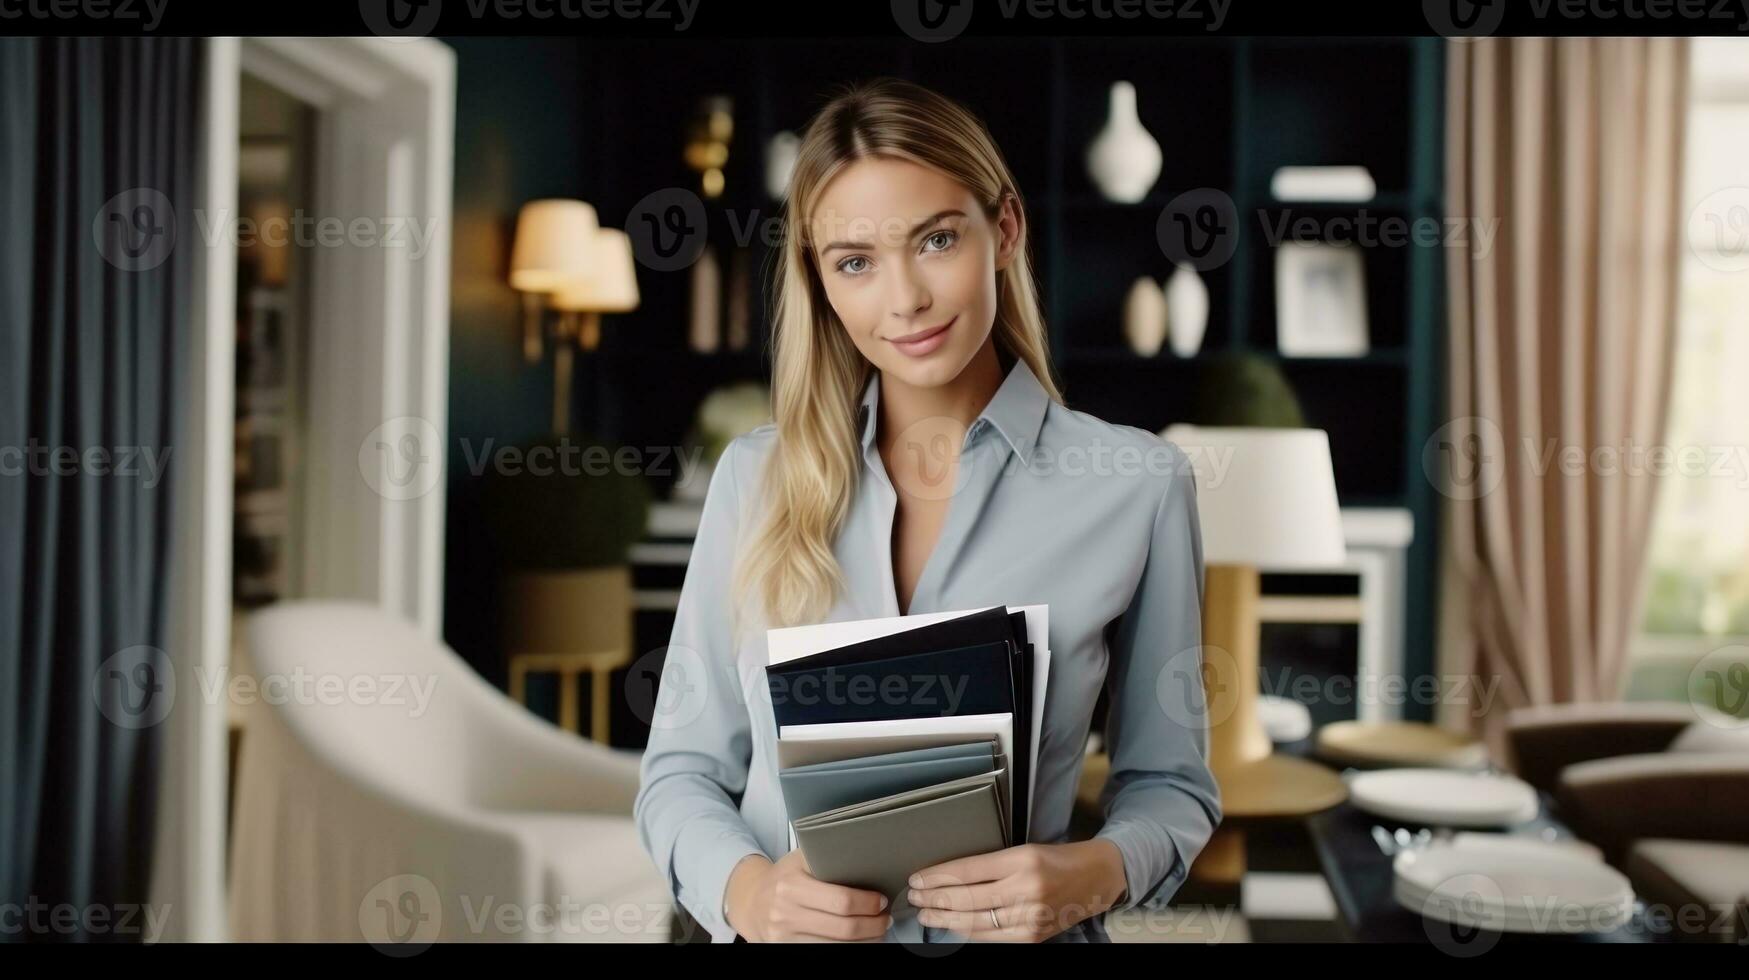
[1,37,200,941]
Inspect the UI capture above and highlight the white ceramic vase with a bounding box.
[765,131,799,200]
[1086,81,1162,204]
[1165,263,1209,357]
[1123,276,1168,356]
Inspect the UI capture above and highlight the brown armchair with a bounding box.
[1504,701,1749,943]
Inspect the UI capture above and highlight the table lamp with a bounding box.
[1164,424,1350,883]
[546,228,640,435]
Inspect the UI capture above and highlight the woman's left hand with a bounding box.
[906,840,1128,942]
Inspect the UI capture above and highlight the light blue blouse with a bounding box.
[633,354,1222,943]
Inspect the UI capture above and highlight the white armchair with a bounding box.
[228,599,672,943]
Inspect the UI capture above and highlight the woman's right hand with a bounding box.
[725,848,893,942]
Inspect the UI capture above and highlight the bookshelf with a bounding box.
[580,35,1447,723]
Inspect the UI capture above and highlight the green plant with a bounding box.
[690,381,772,465]
[482,431,652,570]
[1194,351,1307,428]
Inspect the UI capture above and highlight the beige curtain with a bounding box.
[1437,37,1690,760]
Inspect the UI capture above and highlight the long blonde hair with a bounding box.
[731,77,1063,635]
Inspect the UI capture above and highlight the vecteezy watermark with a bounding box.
[1422,416,1508,501]
[194,665,441,719]
[882,414,1229,500]
[358,0,700,38]
[1155,645,1233,732]
[892,0,1231,42]
[767,669,971,716]
[93,645,177,731]
[1258,669,1506,718]
[1424,0,1749,37]
[359,416,444,502]
[1687,644,1749,728]
[358,873,672,948]
[626,187,711,272]
[625,644,718,732]
[93,188,176,272]
[360,873,443,953]
[1102,902,1244,942]
[0,439,172,488]
[0,0,169,31]
[1687,186,1749,274]
[0,896,173,941]
[1157,188,1239,273]
[93,190,445,271]
[1423,416,1749,500]
[1416,871,1509,956]
[195,208,441,262]
[455,436,708,488]
[1155,187,1499,272]
[1260,208,1500,256]
[92,652,443,731]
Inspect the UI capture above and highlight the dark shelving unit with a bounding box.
[579,35,1447,724]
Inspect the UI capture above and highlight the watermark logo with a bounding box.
[626,187,708,272]
[1423,0,1505,38]
[626,644,713,731]
[892,0,975,42]
[359,0,444,39]
[1687,644,1749,728]
[889,414,978,502]
[0,0,169,32]
[1688,186,1749,274]
[1156,188,1238,273]
[93,645,176,730]
[1423,416,1507,501]
[1155,644,1233,732]
[1418,871,1506,956]
[359,873,442,953]
[359,416,443,501]
[93,188,176,272]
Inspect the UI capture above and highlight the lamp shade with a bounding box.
[1162,424,1346,569]
[509,199,599,292]
[552,228,640,313]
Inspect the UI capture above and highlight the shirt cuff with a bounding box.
[672,830,769,941]
[1094,819,1188,914]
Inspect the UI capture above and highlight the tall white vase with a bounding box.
[1165,263,1209,357]
[1086,81,1162,204]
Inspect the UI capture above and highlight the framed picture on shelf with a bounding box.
[1275,240,1369,357]
[234,508,290,607]
[238,285,290,413]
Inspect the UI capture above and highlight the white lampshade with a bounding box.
[509,198,599,292]
[551,228,640,313]
[1162,424,1347,569]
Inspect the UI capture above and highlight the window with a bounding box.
[1640,38,1749,638]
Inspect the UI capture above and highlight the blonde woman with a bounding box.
[634,77,1221,943]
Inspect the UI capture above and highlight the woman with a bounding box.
[633,77,1221,943]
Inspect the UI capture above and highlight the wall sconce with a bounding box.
[510,198,598,365]
[546,229,640,436]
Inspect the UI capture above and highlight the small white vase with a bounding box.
[1086,81,1162,204]
[765,131,799,200]
[1123,276,1168,356]
[1165,263,1209,357]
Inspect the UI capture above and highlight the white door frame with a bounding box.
[151,35,455,942]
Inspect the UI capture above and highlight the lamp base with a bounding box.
[1190,564,1347,886]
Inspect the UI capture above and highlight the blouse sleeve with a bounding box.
[1092,442,1224,913]
[633,436,769,941]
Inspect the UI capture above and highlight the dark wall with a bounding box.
[442,37,590,683]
